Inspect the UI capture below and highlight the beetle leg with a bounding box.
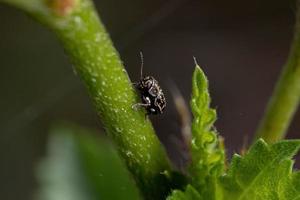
[132,103,150,110]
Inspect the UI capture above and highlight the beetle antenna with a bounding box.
[140,51,144,78]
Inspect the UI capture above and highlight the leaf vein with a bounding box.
[237,148,291,200]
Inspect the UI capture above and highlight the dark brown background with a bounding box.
[0,0,299,199]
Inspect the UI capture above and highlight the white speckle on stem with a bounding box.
[74,16,82,26]
[126,151,133,157]
[141,136,146,141]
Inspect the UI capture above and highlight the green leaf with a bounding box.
[169,139,300,200]
[188,61,225,197]
[220,139,300,200]
[167,185,202,200]
[35,123,140,200]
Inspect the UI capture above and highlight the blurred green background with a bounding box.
[0,0,300,199]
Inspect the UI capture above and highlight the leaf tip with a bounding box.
[192,57,203,74]
[193,56,199,67]
[255,138,267,145]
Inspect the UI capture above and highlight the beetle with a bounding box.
[132,52,166,115]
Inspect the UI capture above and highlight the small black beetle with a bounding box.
[133,52,166,115]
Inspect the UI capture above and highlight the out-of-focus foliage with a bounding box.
[35,123,140,200]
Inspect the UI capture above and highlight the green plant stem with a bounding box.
[254,1,300,143]
[1,0,173,198]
